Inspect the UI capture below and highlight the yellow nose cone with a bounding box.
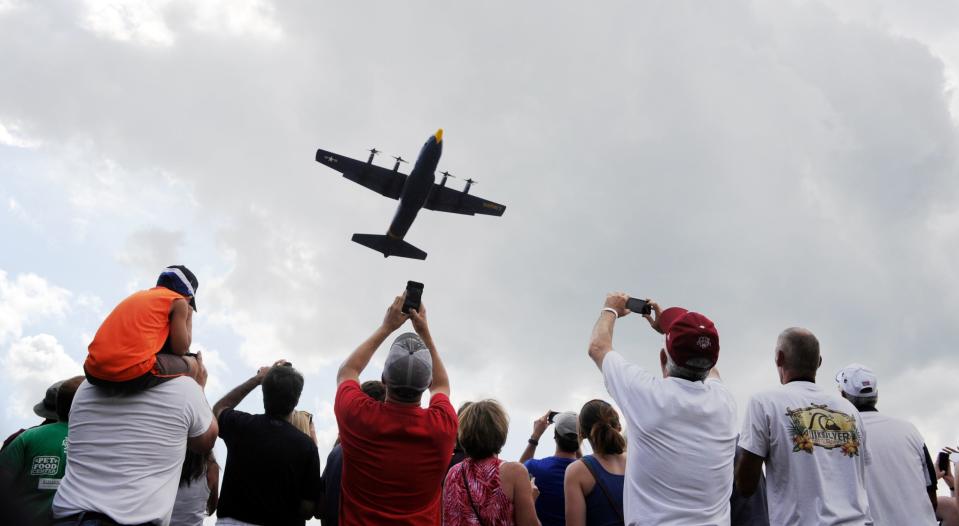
[434,128,443,143]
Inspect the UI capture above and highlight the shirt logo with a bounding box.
[696,336,712,349]
[30,456,60,476]
[785,404,860,457]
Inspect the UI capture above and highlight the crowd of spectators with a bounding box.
[1,267,957,526]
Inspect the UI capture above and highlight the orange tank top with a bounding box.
[84,287,185,382]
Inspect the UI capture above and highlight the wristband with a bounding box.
[601,308,619,319]
[528,437,539,446]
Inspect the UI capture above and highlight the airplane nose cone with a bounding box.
[434,128,443,143]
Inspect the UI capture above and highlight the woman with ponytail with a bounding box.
[563,400,626,526]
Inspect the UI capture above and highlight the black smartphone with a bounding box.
[939,451,950,472]
[402,281,424,314]
[626,297,652,315]
[547,411,559,424]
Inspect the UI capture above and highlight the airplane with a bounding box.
[315,129,506,260]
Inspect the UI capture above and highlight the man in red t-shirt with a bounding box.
[334,293,457,526]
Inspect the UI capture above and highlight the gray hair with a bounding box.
[665,352,709,382]
[777,328,820,377]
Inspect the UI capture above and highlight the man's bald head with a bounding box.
[776,327,821,378]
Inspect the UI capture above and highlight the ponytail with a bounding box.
[579,399,626,456]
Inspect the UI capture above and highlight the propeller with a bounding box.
[463,178,477,194]
[392,156,407,164]
[439,170,456,187]
[366,148,381,163]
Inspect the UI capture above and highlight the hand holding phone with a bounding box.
[402,281,424,314]
[626,297,652,315]
[547,411,559,424]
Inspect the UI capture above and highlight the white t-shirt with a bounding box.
[602,351,737,526]
[171,464,211,526]
[859,411,937,525]
[739,381,872,526]
[52,378,213,526]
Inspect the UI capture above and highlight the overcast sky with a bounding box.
[3,0,959,518]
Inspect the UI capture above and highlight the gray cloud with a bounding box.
[2,0,959,465]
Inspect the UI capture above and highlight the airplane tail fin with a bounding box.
[351,234,427,260]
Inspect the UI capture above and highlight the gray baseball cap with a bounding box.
[553,411,579,437]
[383,333,433,392]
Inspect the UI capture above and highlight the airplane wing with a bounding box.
[424,185,507,216]
[315,148,406,199]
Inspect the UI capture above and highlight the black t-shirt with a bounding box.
[217,409,323,526]
[320,444,343,526]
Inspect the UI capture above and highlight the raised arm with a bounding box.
[588,292,630,370]
[519,412,551,464]
[168,298,193,355]
[409,303,449,396]
[212,360,285,418]
[337,294,408,386]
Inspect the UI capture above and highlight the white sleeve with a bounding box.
[182,380,214,438]
[601,350,655,410]
[738,395,769,458]
[858,414,871,466]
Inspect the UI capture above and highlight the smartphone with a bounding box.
[547,411,559,424]
[626,297,652,315]
[939,452,951,472]
[402,281,424,314]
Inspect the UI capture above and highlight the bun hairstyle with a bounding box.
[579,399,625,456]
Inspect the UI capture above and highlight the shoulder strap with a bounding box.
[581,456,625,526]
[461,465,487,526]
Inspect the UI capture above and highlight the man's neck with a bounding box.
[385,395,421,407]
[782,371,816,384]
[554,449,577,459]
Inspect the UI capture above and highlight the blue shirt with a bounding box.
[524,456,576,526]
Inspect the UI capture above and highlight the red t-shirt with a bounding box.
[334,380,458,526]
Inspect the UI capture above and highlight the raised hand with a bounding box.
[382,294,409,332]
[603,292,630,317]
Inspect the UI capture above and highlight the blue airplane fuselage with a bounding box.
[388,132,442,239]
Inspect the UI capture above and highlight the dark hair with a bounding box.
[579,399,625,455]
[458,399,509,460]
[361,380,386,402]
[262,365,304,417]
[56,376,85,422]
[555,431,580,453]
[180,450,216,486]
[387,385,423,404]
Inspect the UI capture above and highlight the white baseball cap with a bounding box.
[835,363,878,398]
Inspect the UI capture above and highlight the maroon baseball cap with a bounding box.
[660,307,720,371]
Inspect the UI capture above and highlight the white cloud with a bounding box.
[0,270,72,345]
[79,0,281,47]
[3,0,959,462]
[0,119,40,148]
[0,334,83,418]
[190,0,281,40]
[80,0,175,47]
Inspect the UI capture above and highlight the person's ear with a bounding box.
[775,350,785,367]
[659,349,667,367]
[817,355,822,369]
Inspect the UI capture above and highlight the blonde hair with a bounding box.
[458,399,509,460]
